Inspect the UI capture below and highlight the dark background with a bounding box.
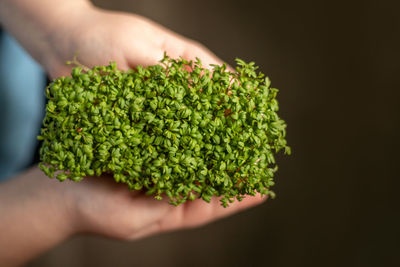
[28,0,400,266]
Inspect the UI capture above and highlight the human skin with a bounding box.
[0,0,224,78]
[0,0,266,265]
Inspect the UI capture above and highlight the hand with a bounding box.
[44,7,224,78]
[0,161,265,265]
[37,6,264,240]
[36,6,263,240]
[64,174,265,240]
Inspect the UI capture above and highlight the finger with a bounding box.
[124,41,165,68]
[161,35,225,68]
[177,37,235,73]
[182,194,267,228]
[181,40,225,68]
[156,193,266,233]
[131,14,225,68]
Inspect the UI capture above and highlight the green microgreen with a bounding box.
[38,53,290,207]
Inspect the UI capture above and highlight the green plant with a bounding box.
[38,53,290,207]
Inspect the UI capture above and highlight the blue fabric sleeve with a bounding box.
[0,32,46,181]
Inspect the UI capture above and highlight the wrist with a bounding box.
[29,167,80,238]
[0,167,79,265]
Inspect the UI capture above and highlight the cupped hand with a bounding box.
[63,174,266,240]
[44,7,223,78]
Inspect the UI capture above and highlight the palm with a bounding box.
[67,175,265,240]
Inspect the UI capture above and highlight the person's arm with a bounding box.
[0,167,264,266]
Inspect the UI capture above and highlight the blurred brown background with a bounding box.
[28,0,400,266]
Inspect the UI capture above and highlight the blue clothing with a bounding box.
[0,32,46,181]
